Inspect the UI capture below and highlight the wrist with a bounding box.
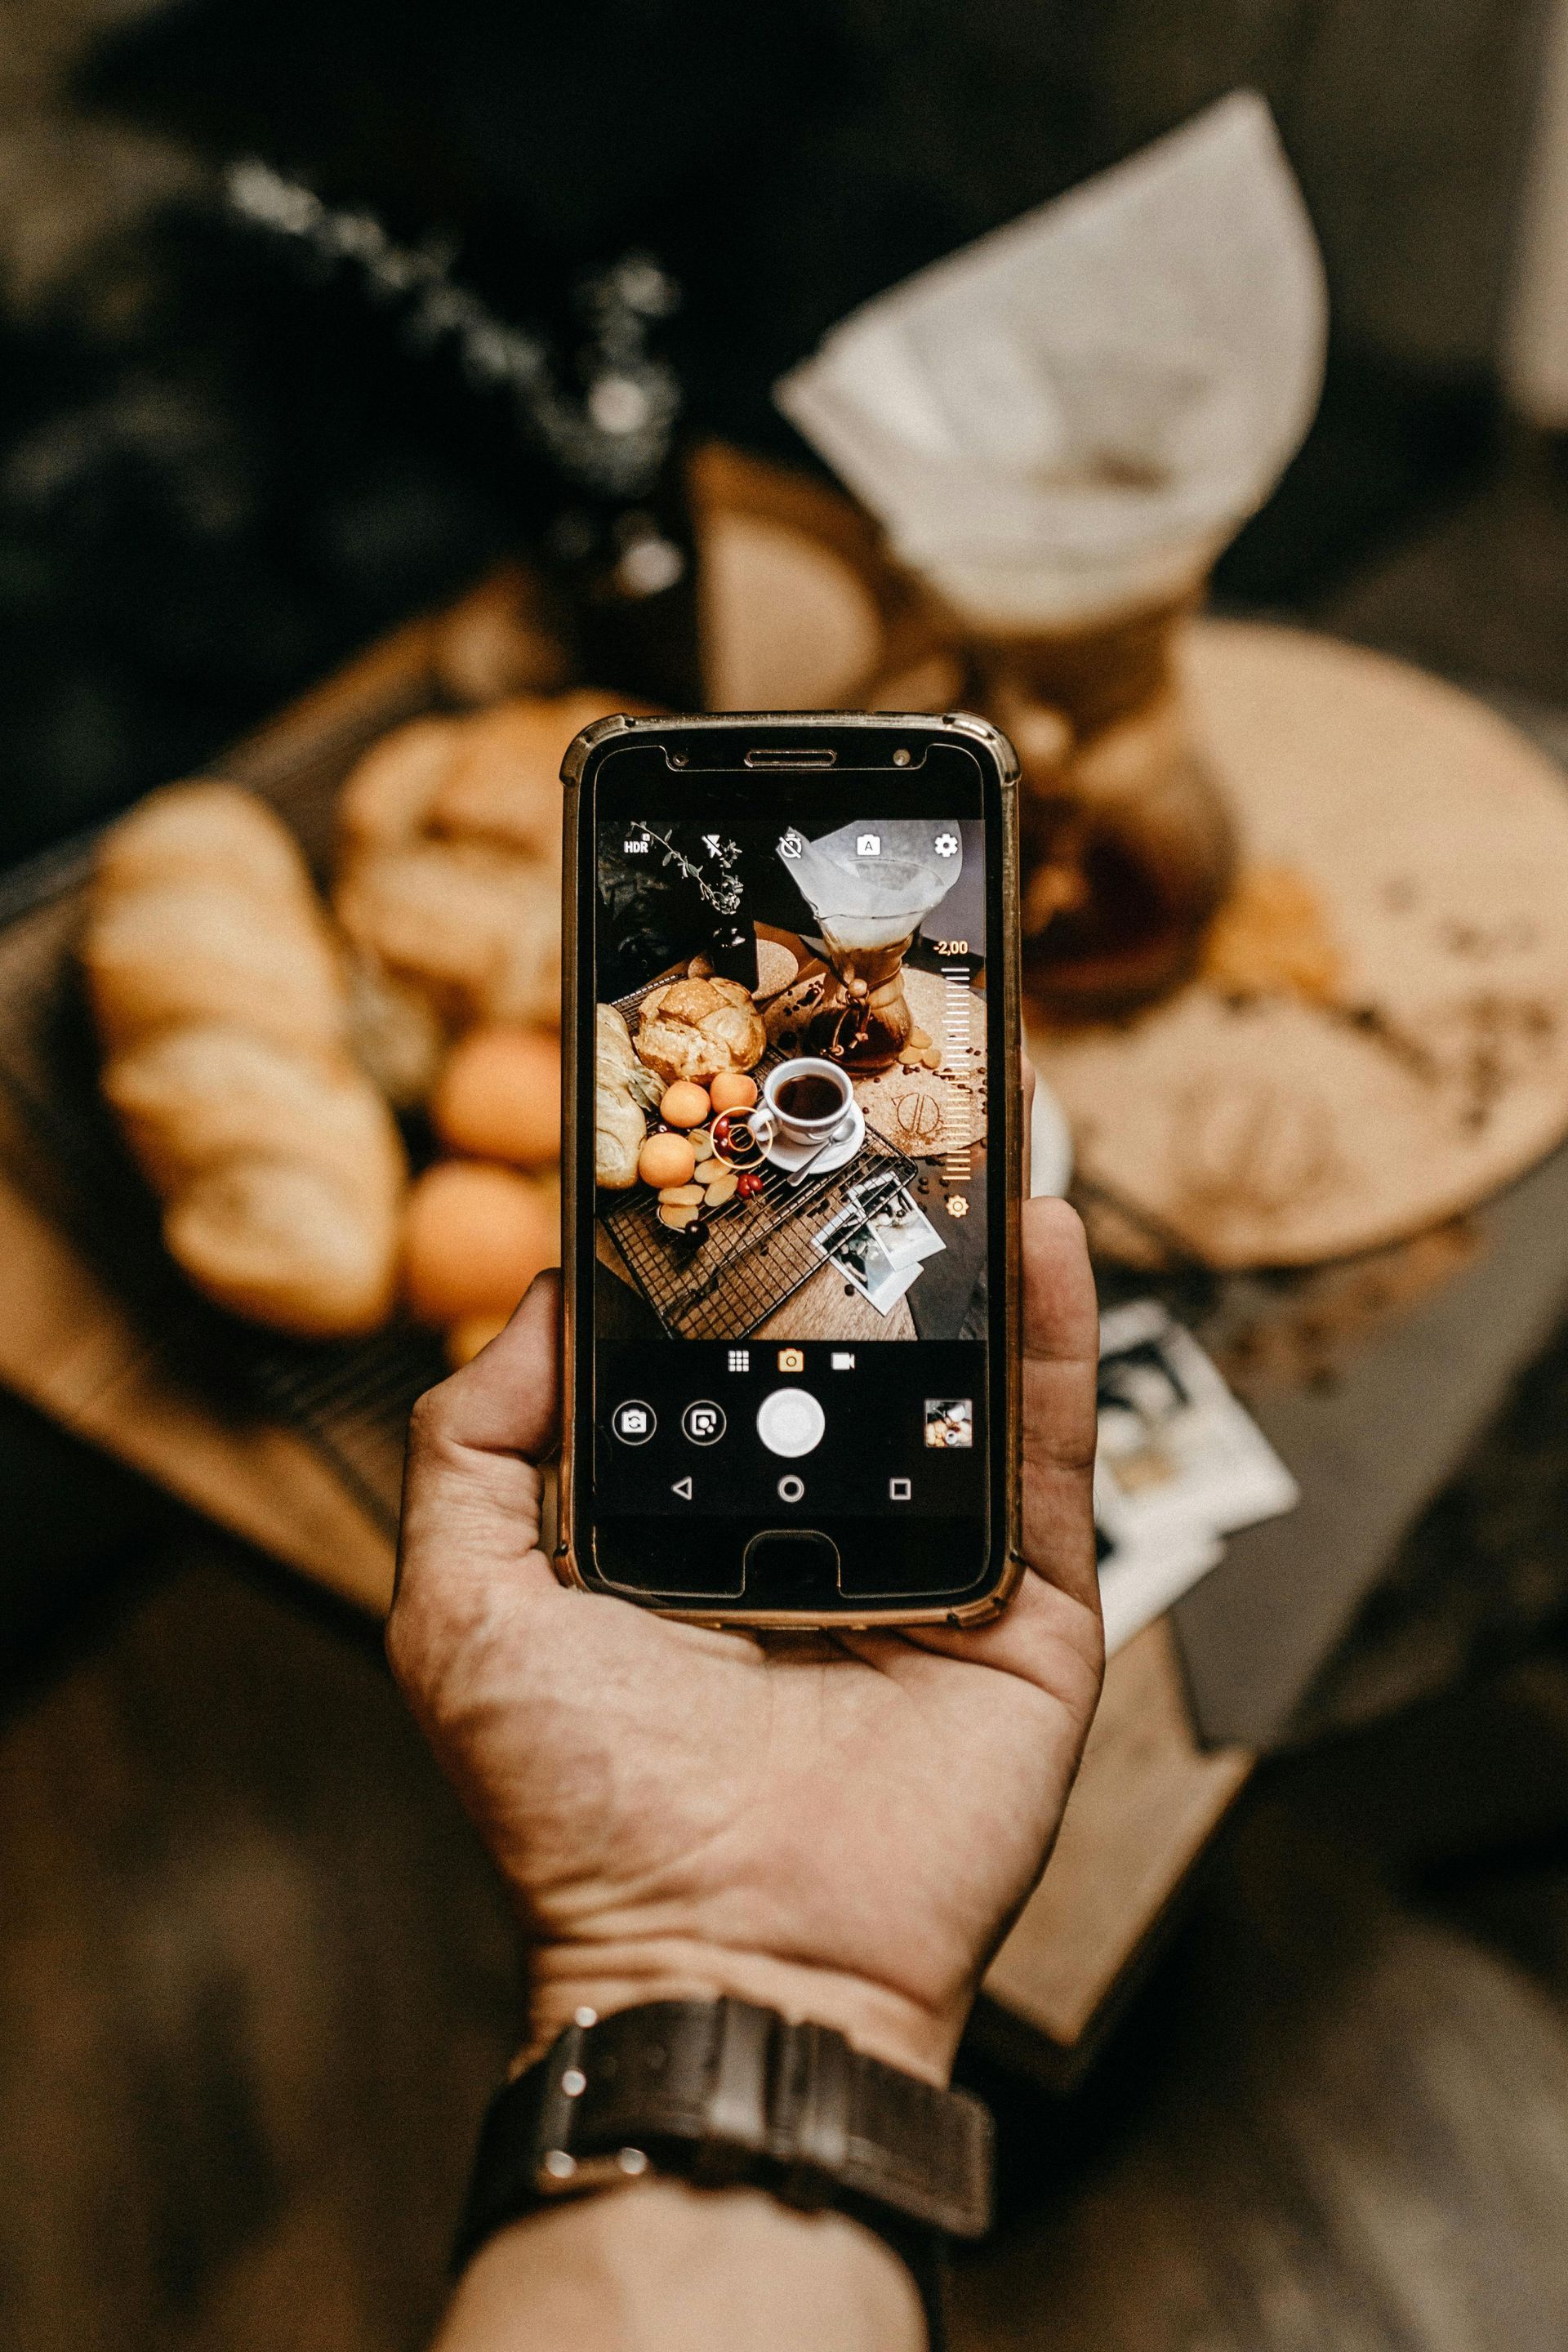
[443,2180,924,2352]
[520,1939,958,2086]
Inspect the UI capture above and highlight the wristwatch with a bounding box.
[452,1996,995,2348]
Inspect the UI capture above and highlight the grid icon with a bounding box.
[727,1348,750,1372]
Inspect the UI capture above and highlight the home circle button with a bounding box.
[756,1387,826,1459]
[777,1475,805,1503]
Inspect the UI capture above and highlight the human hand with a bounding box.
[390,1195,1102,2088]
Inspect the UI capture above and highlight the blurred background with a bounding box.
[6,4,1568,2346]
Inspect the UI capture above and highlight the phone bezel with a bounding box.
[556,710,1025,1628]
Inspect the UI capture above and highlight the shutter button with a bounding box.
[755,1388,826,1459]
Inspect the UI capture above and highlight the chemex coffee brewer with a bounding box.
[782,819,964,1073]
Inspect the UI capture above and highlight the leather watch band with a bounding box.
[452,1997,994,2345]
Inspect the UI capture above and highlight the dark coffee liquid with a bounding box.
[777,1074,846,1122]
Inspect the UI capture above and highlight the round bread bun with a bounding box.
[433,1025,559,1167]
[635,975,766,1085]
[335,841,559,1028]
[403,1159,559,1324]
[431,690,637,860]
[337,716,464,857]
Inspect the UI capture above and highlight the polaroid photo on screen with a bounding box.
[866,1183,947,1273]
[1094,1299,1298,1548]
[813,1198,924,1315]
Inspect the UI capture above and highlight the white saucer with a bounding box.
[763,1100,865,1176]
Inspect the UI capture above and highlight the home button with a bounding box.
[742,1530,840,1603]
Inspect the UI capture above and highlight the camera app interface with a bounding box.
[592,766,992,1539]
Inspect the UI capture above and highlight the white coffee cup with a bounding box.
[762,1057,855,1150]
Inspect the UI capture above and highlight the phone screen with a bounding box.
[575,729,1011,1615]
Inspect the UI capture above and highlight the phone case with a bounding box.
[556,710,1026,1628]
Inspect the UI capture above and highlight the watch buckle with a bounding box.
[528,2016,650,2197]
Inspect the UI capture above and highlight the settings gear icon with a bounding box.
[933,831,960,858]
[946,1193,970,1219]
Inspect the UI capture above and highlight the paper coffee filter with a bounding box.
[775,91,1327,626]
[782,817,963,951]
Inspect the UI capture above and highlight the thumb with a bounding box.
[394,1272,562,1616]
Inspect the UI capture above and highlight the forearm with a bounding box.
[434,2180,924,2352]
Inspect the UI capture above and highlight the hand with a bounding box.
[390,1196,1102,2087]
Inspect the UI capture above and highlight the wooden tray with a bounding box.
[0,452,916,1529]
[1035,624,1568,1267]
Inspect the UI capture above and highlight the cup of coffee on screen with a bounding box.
[763,1057,854,1150]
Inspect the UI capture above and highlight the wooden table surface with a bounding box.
[3,488,1561,2069]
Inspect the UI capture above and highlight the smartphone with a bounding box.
[558,711,1023,1626]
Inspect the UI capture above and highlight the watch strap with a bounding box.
[452,1998,993,2343]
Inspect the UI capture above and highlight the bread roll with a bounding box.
[87,782,407,1336]
[635,975,766,1085]
[335,840,559,1029]
[336,716,463,857]
[333,690,652,1048]
[595,1002,645,1189]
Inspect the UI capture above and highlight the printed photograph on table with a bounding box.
[593,813,987,1346]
